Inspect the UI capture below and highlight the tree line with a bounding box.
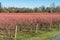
[0,2,60,13]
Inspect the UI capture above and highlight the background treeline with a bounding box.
[0,2,60,13]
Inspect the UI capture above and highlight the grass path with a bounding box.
[26,30,60,40]
[16,28,60,40]
[0,28,60,40]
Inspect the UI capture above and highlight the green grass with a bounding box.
[0,28,60,40]
[0,38,14,40]
[16,33,35,40]
[16,28,60,40]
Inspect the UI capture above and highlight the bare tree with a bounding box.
[0,2,2,12]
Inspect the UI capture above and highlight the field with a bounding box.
[0,13,60,40]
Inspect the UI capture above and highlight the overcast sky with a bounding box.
[0,0,60,8]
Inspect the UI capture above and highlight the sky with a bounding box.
[0,0,60,8]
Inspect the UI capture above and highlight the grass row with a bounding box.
[0,28,60,40]
[16,28,60,40]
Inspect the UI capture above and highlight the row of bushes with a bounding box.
[0,14,60,39]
